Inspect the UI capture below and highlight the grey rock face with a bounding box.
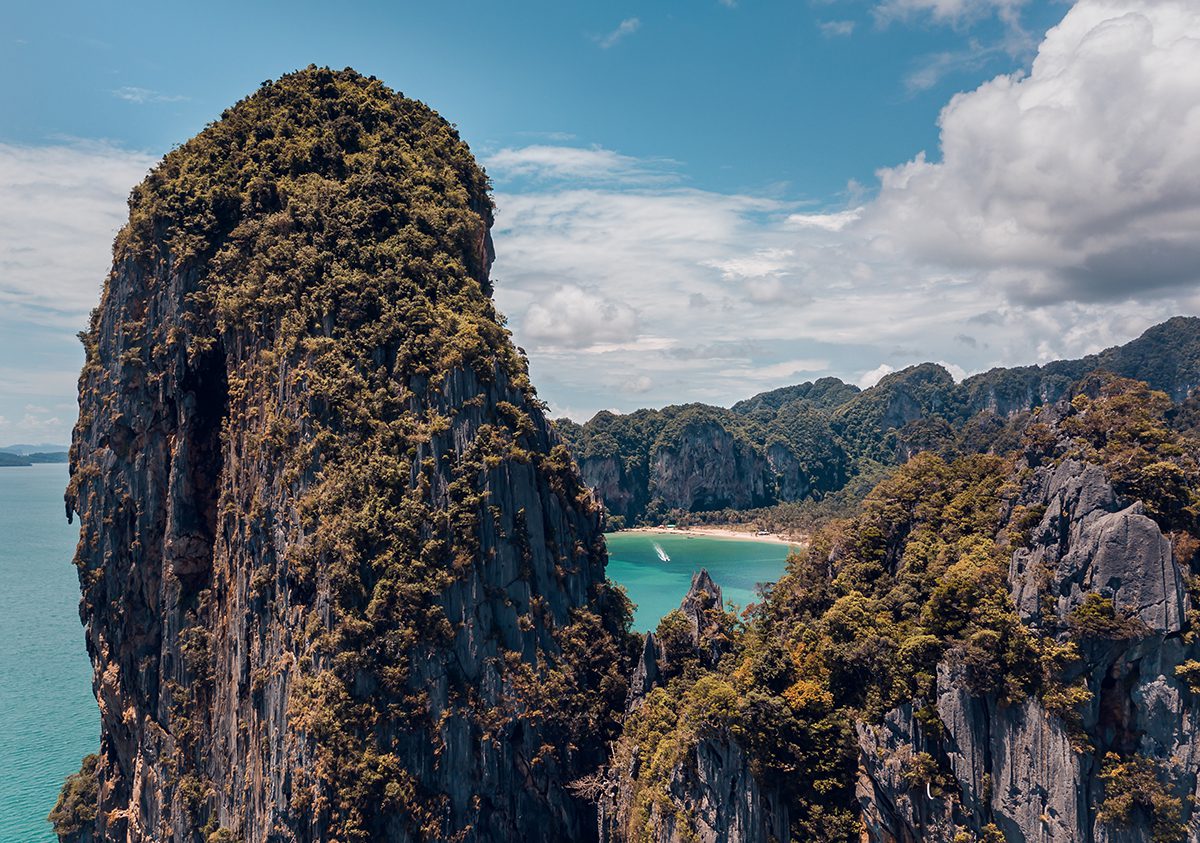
[680,569,727,667]
[68,260,614,841]
[648,419,772,512]
[938,665,1087,842]
[626,632,661,710]
[650,737,788,843]
[1009,460,1186,633]
[601,570,786,843]
[579,454,648,522]
[964,375,1076,419]
[859,459,1199,843]
[765,441,810,502]
[856,705,961,842]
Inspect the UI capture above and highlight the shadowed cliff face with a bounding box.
[60,67,631,843]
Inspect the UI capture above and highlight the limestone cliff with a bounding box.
[855,456,1200,842]
[647,417,772,514]
[58,68,630,843]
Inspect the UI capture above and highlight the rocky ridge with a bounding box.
[559,317,1200,524]
[600,572,789,843]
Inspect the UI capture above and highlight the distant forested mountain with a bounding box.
[0,443,69,455]
[0,449,68,466]
[557,317,1200,525]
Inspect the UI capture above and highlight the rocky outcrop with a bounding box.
[858,459,1199,843]
[60,68,629,843]
[764,441,817,502]
[626,632,661,710]
[678,569,728,668]
[962,371,1077,418]
[641,737,788,843]
[577,453,649,523]
[600,570,786,843]
[856,705,962,842]
[935,664,1089,842]
[1010,460,1186,633]
[599,733,786,843]
[860,650,1200,842]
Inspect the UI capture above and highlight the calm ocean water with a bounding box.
[605,531,796,631]
[0,464,95,843]
[0,468,792,838]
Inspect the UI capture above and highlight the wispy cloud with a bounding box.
[112,86,187,104]
[874,0,1028,29]
[595,17,641,49]
[874,0,1035,86]
[819,20,857,37]
[903,38,1008,92]
[486,144,679,184]
[515,130,577,142]
[0,141,156,321]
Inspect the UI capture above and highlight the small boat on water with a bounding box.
[653,542,671,562]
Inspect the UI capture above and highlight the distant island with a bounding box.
[0,445,69,466]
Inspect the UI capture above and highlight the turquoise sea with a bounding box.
[605,531,796,631]
[0,467,794,838]
[0,464,95,843]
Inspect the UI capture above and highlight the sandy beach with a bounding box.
[621,525,806,547]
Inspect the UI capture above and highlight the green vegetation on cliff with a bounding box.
[611,372,1200,840]
[48,754,99,837]
[65,67,632,842]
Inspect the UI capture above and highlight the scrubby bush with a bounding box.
[48,754,99,836]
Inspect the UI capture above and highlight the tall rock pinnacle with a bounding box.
[59,67,631,843]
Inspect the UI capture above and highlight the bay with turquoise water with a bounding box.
[604,531,797,631]
[0,464,96,843]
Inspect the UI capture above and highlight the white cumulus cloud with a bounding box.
[858,364,897,389]
[522,285,639,348]
[864,0,1200,305]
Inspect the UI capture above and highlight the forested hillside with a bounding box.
[559,317,1200,528]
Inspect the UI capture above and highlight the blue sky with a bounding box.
[3,0,1200,440]
[4,1,1064,197]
